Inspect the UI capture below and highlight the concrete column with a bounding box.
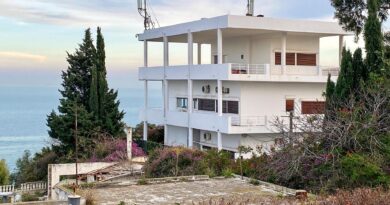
[339,35,344,66]
[217,132,222,151]
[217,28,223,64]
[281,33,287,75]
[164,35,169,66]
[126,126,132,160]
[188,31,194,148]
[164,124,168,145]
[144,40,148,67]
[163,80,168,116]
[143,80,148,141]
[217,80,223,116]
[197,43,202,64]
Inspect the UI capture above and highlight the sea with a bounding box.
[0,86,162,172]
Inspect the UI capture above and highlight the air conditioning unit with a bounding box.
[202,85,210,94]
[203,133,212,141]
[215,87,230,94]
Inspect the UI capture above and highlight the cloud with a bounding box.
[0,51,47,62]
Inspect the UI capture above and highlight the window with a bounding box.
[301,101,325,114]
[297,53,317,66]
[198,99,216,111]
[223,101,239,114]
[195,98,239,114]
[275,52,296,65]
[286,99,294,112]
[176,98,188,109]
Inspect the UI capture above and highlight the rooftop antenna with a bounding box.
[246,0,254,16]
[137,0,155,30]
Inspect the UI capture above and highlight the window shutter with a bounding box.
[286,99,294,112]
[275,52,281,65]
[301,101,325,114]
[297,53,317,66]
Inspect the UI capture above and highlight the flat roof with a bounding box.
[138,15,353,41]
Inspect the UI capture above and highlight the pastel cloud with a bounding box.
[0,51,47,63]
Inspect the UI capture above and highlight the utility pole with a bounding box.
[74,104,79,193]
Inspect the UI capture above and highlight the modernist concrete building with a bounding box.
[138,14,350,156]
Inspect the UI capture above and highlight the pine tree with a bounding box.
[47,29,96,157]
[364,0,384,74]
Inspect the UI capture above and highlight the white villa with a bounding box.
[137,14,350,156]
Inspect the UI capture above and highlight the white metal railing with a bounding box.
[231,116,267,127]
[230,63,268,75]
[0,184,14,193]
[321,67,340,76]
[20,181,47,191]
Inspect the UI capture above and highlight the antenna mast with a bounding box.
[137,0,155,30]
[246,0,254,16]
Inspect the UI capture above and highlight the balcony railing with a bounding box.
[230,63,340,77]
[231,63,268,75]
[231,116,267,127]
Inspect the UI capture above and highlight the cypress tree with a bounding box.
[93,27,125,137]
[334,47,353,104]
[47,29,96,157]
[89,66,99,117]
[364,0,384,74]
[351,48,366,89]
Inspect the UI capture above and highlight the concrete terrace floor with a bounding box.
[93,178,280,205]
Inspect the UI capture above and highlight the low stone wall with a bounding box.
[235,175,297,196]
[4,201,67,205]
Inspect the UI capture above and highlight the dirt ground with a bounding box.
[93,178,280,205]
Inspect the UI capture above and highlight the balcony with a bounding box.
[139,63,339,83]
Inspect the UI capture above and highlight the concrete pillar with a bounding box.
[143,80,148,141]
[198,43,202,64]
[163,35,169,66]
[188,31,194,148]
[217,29,223,64]
[164,124,168,145]
[217,80,223,116]
[217,132,222,151]
[126,126,132,160]
[281,33,287,75]
[144,40,148,67]
[339,35,344,66]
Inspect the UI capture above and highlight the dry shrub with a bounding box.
[77,188,97,205]
[320,188,390,205]
[194,188,390,205]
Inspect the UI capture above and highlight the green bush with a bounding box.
[0,159,9,185]
[340,154,390,188]
[204,149,233,176]
[144,147,207,178]
[222,168,234,178]
[249,178,260,186]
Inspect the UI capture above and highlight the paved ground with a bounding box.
[93,178,279,205]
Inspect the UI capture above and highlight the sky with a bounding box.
[0,0,388,89]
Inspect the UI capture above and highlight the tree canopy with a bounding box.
[331,0,389,37]
[47,28,125,160]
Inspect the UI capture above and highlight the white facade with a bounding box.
[137,15,351,155]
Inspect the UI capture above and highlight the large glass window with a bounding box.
[195,98,239,114]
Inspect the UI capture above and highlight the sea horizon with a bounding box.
[0,85,162,171]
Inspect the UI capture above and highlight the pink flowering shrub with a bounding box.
[89,138,145,162]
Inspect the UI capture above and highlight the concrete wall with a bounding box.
[48,162,116,200]
[199,130,240,152]
[166,125,188,146]
[239,81,325,119]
